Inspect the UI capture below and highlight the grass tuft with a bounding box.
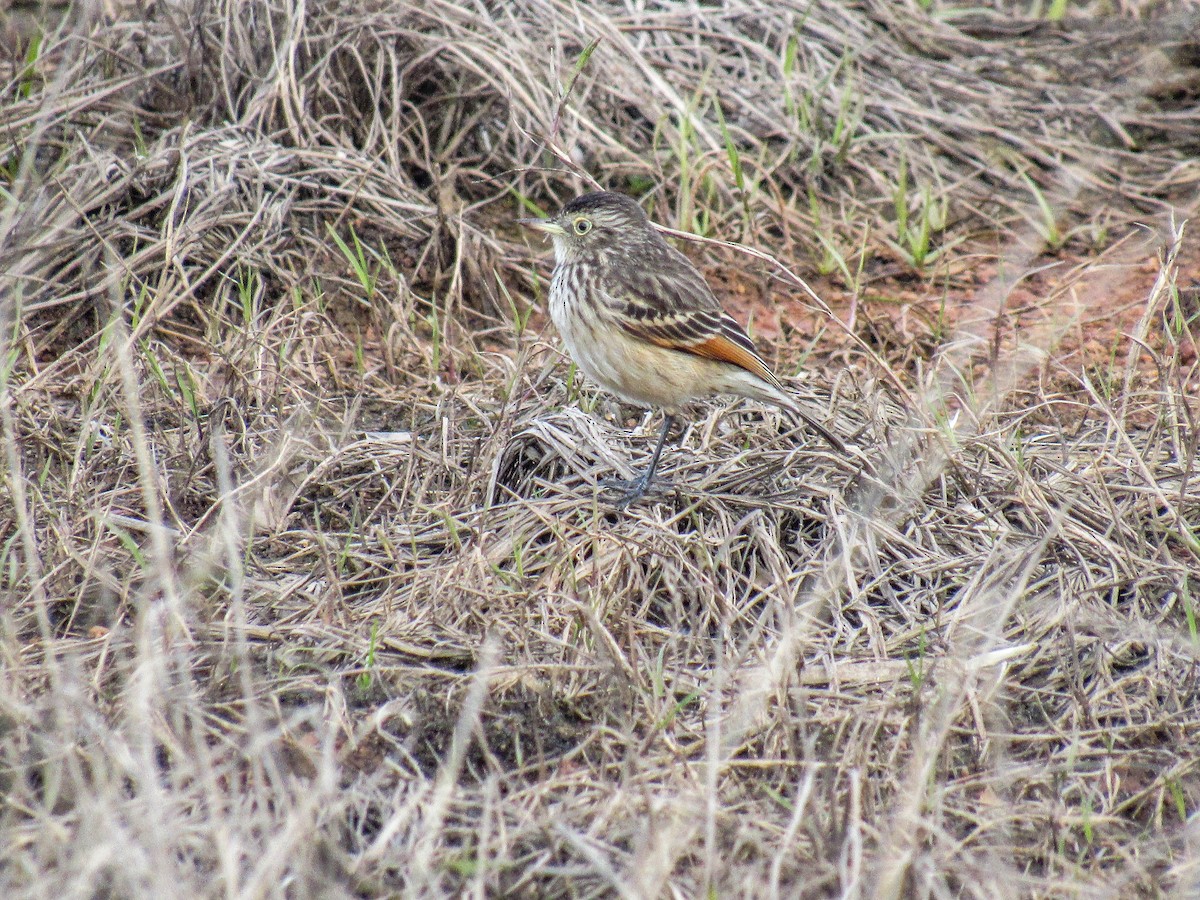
[2,0,1200,896]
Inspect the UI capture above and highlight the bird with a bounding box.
[520,190,845,507]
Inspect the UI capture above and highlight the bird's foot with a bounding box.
[601,474,664,509]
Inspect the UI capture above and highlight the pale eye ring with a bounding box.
[573,217,592,235]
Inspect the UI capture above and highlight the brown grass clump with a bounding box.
[2,1,1200,896]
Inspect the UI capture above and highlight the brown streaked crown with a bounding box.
[557,191,648,222]
[550,191,665,256]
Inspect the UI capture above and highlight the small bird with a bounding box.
[521,191,845,507]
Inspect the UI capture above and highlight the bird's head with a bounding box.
[520,191,654,262]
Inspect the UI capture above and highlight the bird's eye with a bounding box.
[573,217,592,235]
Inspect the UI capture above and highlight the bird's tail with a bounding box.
[738,375,848,456]
[775,393,848,457]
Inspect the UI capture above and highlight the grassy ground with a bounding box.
[3,1,1200,896]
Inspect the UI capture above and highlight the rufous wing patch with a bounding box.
[624,314,783,388]
[683,333,776,384]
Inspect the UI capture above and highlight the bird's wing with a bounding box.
[609,254,849,455]
[613,262,783,389]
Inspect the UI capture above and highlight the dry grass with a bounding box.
[2,1,1200,897]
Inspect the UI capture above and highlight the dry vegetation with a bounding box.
[3,0,1200,896]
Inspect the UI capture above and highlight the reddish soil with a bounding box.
[706,223,1200,403]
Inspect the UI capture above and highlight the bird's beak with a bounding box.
[519,217,566,236]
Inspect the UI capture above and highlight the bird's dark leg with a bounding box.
[604,414,675,508]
